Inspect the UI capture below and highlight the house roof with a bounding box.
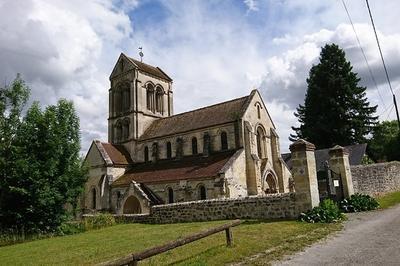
[94,141,133,166]
[126,56,173,82]
[139,92,254,140]
[112,150,237,186]
[282,143,367,172]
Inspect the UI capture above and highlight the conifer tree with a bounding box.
[290,43,378,148]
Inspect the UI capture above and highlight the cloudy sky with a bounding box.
[1,0,400,153]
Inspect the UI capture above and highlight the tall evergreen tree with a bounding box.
[290,43,378,148]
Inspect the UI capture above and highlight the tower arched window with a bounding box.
[256,126,266,158]
[192,137,198,155]
[122,119,129,140]
[144,146,149,162]
[220,131,228,150]
[146,84,155,112]
[115,121,122,142]
[257,105,261,119]
[166,142,172,159]
[156,87,164,114]
[122,86,130,112]
[167,187,174,203]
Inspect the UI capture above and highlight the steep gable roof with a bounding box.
[126,56,172,82]
[139,93,253,140]
[88,140,132,166]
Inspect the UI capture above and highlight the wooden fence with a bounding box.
[98,220,242,266]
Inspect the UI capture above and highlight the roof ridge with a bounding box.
[154,94,250,122]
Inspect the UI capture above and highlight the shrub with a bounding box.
[83,213,116,230]
[340,194,379,212]
[299,199,344,223]
[57,222,85,236]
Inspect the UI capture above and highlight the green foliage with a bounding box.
[368,120,400,162]
[299,199,345,223]
[0,75,87,234]
[291,43,377,148]
[83,213,116,230]
[340,194,379,212]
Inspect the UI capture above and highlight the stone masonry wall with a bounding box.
[351,161,400,196]
[118,193,298,224]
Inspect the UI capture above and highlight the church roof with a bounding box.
[94,141,133,166]
[126,56,173,82]
[112,150,236,186]
[281,143,367,171]
[140,92,254,140]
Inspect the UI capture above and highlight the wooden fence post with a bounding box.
[225,228,233,247]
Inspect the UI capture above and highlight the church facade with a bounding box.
[83,53,292,215]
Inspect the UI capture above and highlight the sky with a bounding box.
[1,0,400,153]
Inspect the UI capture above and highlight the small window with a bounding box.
[166,142,172,159]
[199,185,206,200]
[257,105,261,119]
[221,132,228,150]
[192,137,198,155]
[91,188,96,209]
[144,146,149,162]
[168,188,174,203]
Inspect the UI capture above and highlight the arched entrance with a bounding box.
[265,174,277,194]
[123,196,142,214]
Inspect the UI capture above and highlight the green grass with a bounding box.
[377,191,400,209]
[0,220,341,265]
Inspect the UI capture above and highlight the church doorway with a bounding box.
[265,174,277,194]
[123,196,142,214]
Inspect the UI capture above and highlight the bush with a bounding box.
[340,194,379,212]
[83,213,116,230]
[299,199,345,223]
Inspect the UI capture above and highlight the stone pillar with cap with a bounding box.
[328,145,354,198]
[289,139,320,212]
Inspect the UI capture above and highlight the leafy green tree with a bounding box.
[368,120,400,162]
[0,75,87,232]
[290,43,378,149]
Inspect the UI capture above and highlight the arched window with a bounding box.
[166,142,172,159]
[122,119,129,140]
[168,188,174,203]
[199,185,206,200]
[146,84,155,112]
[115,121,122,142]
[192,137,198,155]
[221,131,228,150]
[123,87,130,112]
[265,174,277,194]
[144,146,149,162]
[257,105,261,119]
[91,188,96,209]
[256,126,266,158]
[176,137,183,159]
[155,87,164,114]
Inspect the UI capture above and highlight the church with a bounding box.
[83,53,292,215]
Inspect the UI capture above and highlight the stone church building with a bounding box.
[83,53,292,214]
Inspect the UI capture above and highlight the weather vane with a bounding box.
[139,47,144,62]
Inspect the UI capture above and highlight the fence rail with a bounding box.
[98,219,242,266]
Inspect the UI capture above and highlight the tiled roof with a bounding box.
[139,93,253,140]
[99,142,133,166]
[282,143,367,171]
[112,150,236,186]
[127,56,172,82]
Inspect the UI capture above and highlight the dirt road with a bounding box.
[275,204,400,265]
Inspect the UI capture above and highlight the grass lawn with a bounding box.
[377,191,400,209]
[0,219,341,265]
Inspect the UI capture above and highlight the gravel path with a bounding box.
[274,204,400,266]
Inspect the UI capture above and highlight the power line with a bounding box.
[341,0,386,109]
[365,0,400,129]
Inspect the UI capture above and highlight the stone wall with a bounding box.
[117,193,298,224]
[351,161,400,196]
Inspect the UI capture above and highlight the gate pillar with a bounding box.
[289,139,320,213]
[328,145,354,198]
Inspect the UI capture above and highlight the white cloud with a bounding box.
[244,0,259,12]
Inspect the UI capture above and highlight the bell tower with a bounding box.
[108,53,173,149]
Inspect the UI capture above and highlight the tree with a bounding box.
[290,43,377,149]
[0,75,87,233]
[368,120,400,162]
